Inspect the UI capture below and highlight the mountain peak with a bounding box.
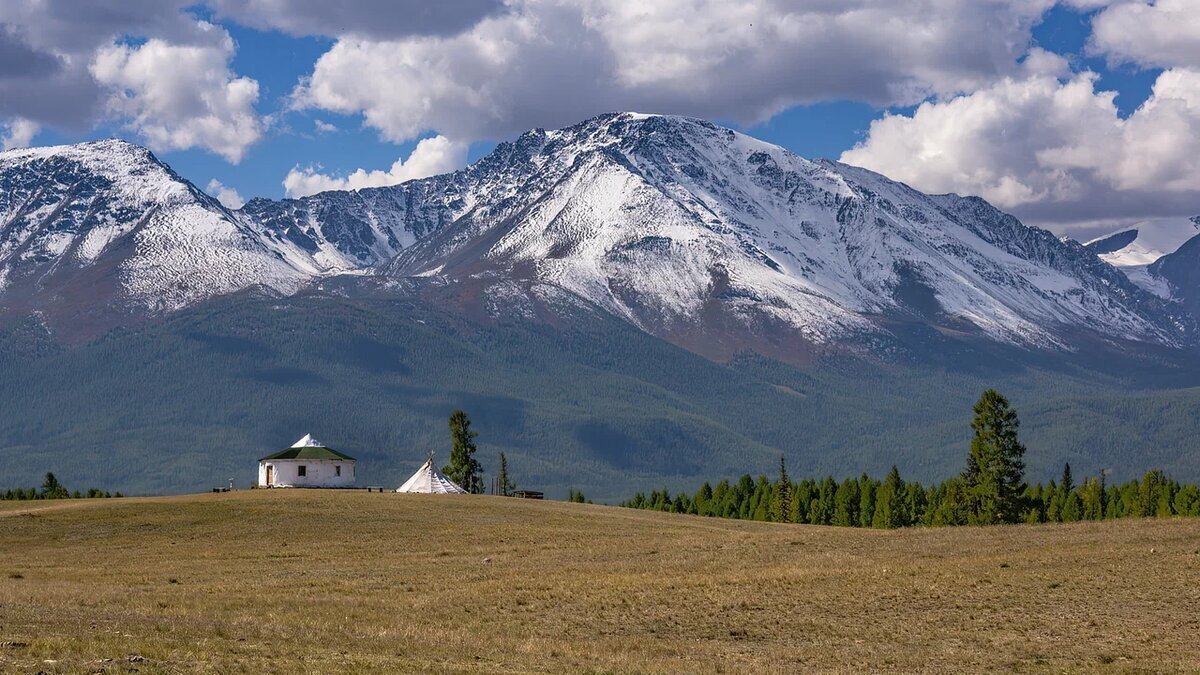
[0,137,156,165]
[1,113,1191,352]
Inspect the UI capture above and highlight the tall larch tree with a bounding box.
[444,409,484,494]
[963,389,1027,525]
[872,465,906,529]
[772,454,792,523]
[498,452,514,496]
[1060,463,1074,496]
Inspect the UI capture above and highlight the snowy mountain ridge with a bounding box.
[384,113,1185,350]
[0,114,1192,352]
[0,139,317,312]
[1086,217,1200,268]
[1084,217,1200,300]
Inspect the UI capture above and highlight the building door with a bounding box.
[266,465,274,486]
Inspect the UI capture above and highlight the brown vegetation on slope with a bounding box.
[1,490,1198,673]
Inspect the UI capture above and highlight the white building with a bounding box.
[258,434,356,488]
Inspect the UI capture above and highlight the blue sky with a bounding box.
[3,1,1199,235]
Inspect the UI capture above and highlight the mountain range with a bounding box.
[2,113,1200,497]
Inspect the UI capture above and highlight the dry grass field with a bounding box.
[1,490,1199,673]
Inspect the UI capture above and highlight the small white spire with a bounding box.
[292,433,322,448]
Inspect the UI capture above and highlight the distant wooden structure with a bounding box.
[511,490,543,500]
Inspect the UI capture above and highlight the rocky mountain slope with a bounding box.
[0,115,1193,353]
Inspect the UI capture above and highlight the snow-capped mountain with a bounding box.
[1085,217,1200,298]
[0,115,1192,352]
[1148,227,1200,320]
[0,139,450,319]
[1086,218,1200,268]
[381,113,1186,350]
[0,140,319,317]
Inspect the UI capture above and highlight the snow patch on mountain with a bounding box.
[1086,217,1200,267]
[1085,217,1200,298]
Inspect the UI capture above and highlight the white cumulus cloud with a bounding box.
[1087,0,1200,69]
[293,0,1054,144]
[283,135,468,198]
[207,0,502,39]
[0,117,40,151]
[840,66,1200,233]
[205,178,245,209]
[90,22,262,162]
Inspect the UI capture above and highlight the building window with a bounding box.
[335,465,341,477]
[298,465,307,477]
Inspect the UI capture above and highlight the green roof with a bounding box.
[259,446,356,462]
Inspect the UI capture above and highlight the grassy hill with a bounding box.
[4,292,1200,499]
[1,490,1198,672]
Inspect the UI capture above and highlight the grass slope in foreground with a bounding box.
[2,490,1199,673]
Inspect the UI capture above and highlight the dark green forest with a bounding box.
[1,471,122,500]
[621,466,1200,526]
[623,390,1200,526]
[4,291,1200,500]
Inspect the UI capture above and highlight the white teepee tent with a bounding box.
[396,455,468,494]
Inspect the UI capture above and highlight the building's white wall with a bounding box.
[258,459,356,488]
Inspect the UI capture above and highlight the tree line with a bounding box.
[2,472,124,501]
[621,389,1200,527]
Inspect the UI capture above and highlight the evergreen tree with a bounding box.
[497,452,514,496]
[773,455,792,523]
[832,478,861,527]
[736,475,755,519]
[872,465,906,529]
[794,480,814,524]
[1061,490,1082,522]
[1137,470,1168,518]
[858,474,877,528]
[712,480,731,517]
[930,477,970,526]
[1174,485,1200,516]
[41,472,68,499]
[443,410,483,493]
[1045,481,1062,523]
[695,482,714,516]
[903,482,928,526]
[751,476,773,521]
[1021,484,1044,523]
[1060,463,1074,496]
[810,476,837,525]
[1105,485,1123,519]
[962,390,1027,525]
[1079,478,1104,520]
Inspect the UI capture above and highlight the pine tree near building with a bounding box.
[443,409,484,494]
[962,390,1027,525]
[497,452,515,496]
